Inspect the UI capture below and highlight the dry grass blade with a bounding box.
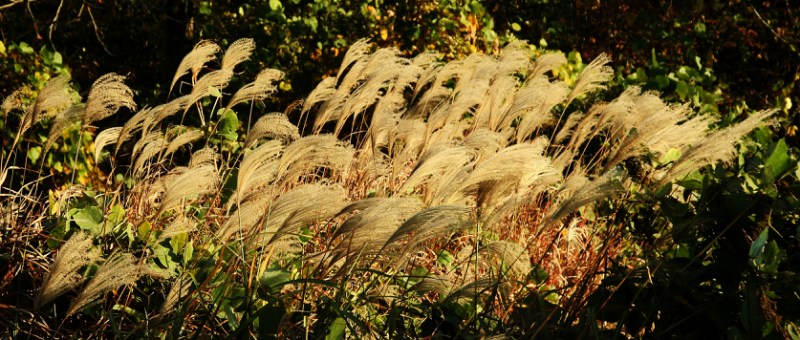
[244,112,300,147]
[83,73,136,125]
[221,38,256,71]
[170,40,222,94]
[226,68,284,110]
[34,232,101,311]
[159,163,219,214]
[67,252,144,317]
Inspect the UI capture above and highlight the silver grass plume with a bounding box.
[236,140,284,200]
[83,73,136,126]
[116,106,155,152]
[226,68,284,110]
[186,70,233,108]
[67,252,145,317]
[188,147,221,168]
[336,39,371,83]
[275,135,354,185]
[18,74,74,138]
[334,197,424,256]
[244,112,300,147]
[398,145,476,199]
[267,184,347,242]
[444,143,556,206]
[169,40,222,95]
[414,274,457,296]
[145,95,192,136]
[483,240,531,276]
[447,278,499,301]
[34,232,101,311]
[130,130,163,169]
[220,183,346,242]
[505,78,570,142]
[565,53,613,107]
[93,127,122,163]
[2,86,29,115]
[159,163,219,214]
[663,109,775,183]
[530,52,568,78]
[301,76,337,120]
[44,104,84,153]
[157,214,197,243]
[164,127,204,156]
[160,275,194,315]
[133,132,167,175]
[383,205,474,254]
[544,169,625,226]
[221,38,256,72]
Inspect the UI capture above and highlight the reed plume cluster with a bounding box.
[3,37,773,337]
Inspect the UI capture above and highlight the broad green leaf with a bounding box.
[170,232,188,254]
[749,228,769,266]
[154,244,177,271]
[137,221,152,243]
[763,139,793,183]
[511,23,521,31]
[259,268,291,292]
[436,250,455,269]
[325,317,346,340]
[675,81,690,100]
[18,42,33,54]
[107,204,126,228]
[269,0,282,11]
[73,205,104,235]
[183,240,194,265]
[27,146,41,164]
[208,86,222,98]
[659,147,681,164]
[217,109,240,141]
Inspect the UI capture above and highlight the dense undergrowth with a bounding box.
[1,38,799,338]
